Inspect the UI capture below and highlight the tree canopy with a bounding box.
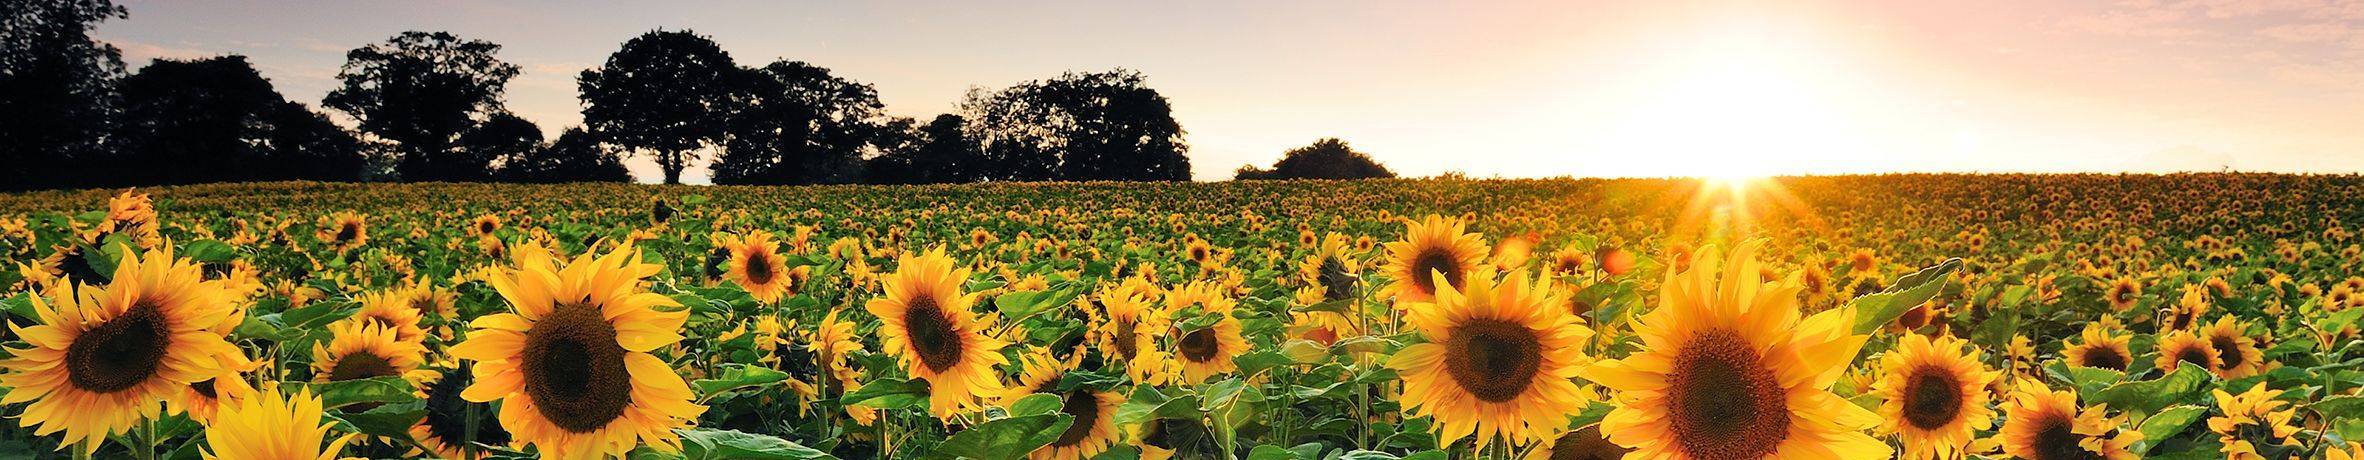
[961,69,1189,182]
[0,0,126,190]
[579,29,739,185]
[325,31,519,182]
[712,60,889,185]
[115,56,366,185]
[1234,138,1395,181]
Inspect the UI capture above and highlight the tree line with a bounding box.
[4,0,1393,191]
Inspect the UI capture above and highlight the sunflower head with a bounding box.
[1389,269,1591,449]
[725,230,795,304]
[1382,215,1490,304]
[2000,381,2142,460]
[2155,330,2222,376]
[201,384,359,460]
[2207,382,2301,460]
[2064,323,2134,372]
[1872,333,1999,460]
[2200,315,2264,379]
[312,320,430,385]
[865,247,1008,418]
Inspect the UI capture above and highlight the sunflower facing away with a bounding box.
[1388,269,1591,449]
[1871,333,1998,460]
[451,244,705,460]
[2208,382,2301,459]
[2000,382,2141,460]
[1383,214,1490,304]
[1088,281,1172,385]
[411,364,514,460]
[0,246,248,454]
[866,247,1009,418]
[1168,281,1250,384]
[201,384,360,460]
[1581,240,1886,459]
[724,230,795,304]
[2063,323,2133,372]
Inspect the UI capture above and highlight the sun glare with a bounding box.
[1594,17,1868,180]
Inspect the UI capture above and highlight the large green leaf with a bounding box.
[676,428,838,460]
[921,413,1072,460]
[2131,405,2207,454]
[839,377,929,410]
[691,364,791,398]
[287,376,420,409]
[2091,366,2213,415]
[1850,258,1962,335]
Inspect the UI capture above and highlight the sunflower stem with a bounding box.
[137,416,156,460]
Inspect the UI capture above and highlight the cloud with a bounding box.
[113,40,217,64]
[2255,22,2351,41]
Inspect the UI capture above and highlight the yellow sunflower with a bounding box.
[1389,269,1591,449]
[1088,280,1172,385]
[169,361,261,425]
[1524,425,1631,460]
[2155,330,2221,376]
[1871,333,1997,460]
[2000,382,2141,460]
[349,285,431,345]
[316,211,369,252]
[724,230,795,304]
[410,365,512,460]
[1300,232,1361,302]
[451,244,705,460]
[201,384,360,460]
[1382,214,1490,304]
[1581,240,1886,459]
[811,309,867,389]
[1002,351,1123,460]
[2103,277,2140,312]
[2207,383,2301,460]
[2063,323,2133,372]
[312,321,434,384]
[2200,316,2264,379]
[866,247,1008,418]
[1168,282,1249,384]
[0,246,248,454]
[468,214,503,237]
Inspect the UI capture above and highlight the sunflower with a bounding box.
[2207,383,2301,459]
[451,244,705,460]
[0,246,248,454]
[2063,323,2134,372]
[1999,382,2141,460]
[1300,232,1361,302]
[312,321,433,385]
[2104,277,2140,312]
[1581,240,1886,459]
[1003,351,1122,460]
[410,363,512,460]
[866,247,1008,418]
[168,361,260,425]
[2200,316,2264,379]
[1088,281,1172,385]
[1289,286,1361,346]
[724,230,796,304]
[349,285,431,345]
[468,214,503,237]
[1389,269,1590,449]
[2155,330,2221,376]
[316,211,369,252]
[1382,214,1490,304]
[1524,425,1631,460]
[1169,282,1250,384]
[2161,284,2210,332]
[811,309,867,389]
[1871,333,1997,459]
[201,384,360,460]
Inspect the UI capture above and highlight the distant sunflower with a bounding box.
[724,230,795,304]
[2155,330,2221,376]
[1388,269,1590,449]
[2063,324,2133,372]
[1169,282,1249,383]
[2000,382,2141,460]
[1582,240,1885,459]
[1382,214,1489,304]
[2207,383,2301,460]
[1524,425,1630,460]
[2200,316,2264,379]
[467,214,503,237]
[316,211,369,252]
[312,321,432,384]
[1089,281,1172,385]
[451,244,705,460]
[2104,277,2141,312]
[1003,351,1122,460]
[866,247,1008,418]
[1871,333,1998,460]
[0,247,247,454]
[201,384,359,460]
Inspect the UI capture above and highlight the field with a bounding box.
[0,175,2361,460]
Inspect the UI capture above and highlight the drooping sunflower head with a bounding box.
[1382,214,1490,304]
[168,361,260,425]
[2000,382,2141,460]
[1581,240,1886,460]
[2207,382,2302,460]
[2155,330,2222,376]
[411,364,513,460]
[725,230,794,304]
[1300,232,1361,302]
[0,246,248,454]
[200,384,359,460]
[1872,333,1999,460]
[1389,269,1591,449]
[2200,315,2265,379]
[864,247,1008,418]
[450,243,704,460]
[2064,323,2134,372]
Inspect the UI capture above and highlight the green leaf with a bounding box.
[675,428,838,459]
[2311,395,2364,419]
[1007,393,1063,417]
[2132,405,2208,454]
[1970,302,2019,350]
[181,240,237,263]
[840,377,929,410]
[690,364,791,398]
[1849,258,1961,335]
[288,376,420,409]
[1280,339,1329,364]
[922,413,1072,460]
[2091,366,2213,415]
[328,402,426,440]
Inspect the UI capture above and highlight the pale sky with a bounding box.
[97,0,2364,182]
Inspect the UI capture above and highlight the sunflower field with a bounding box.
[0,175,2361,460]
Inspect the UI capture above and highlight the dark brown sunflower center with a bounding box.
[1179,328,1220,362]
[2030,414,2104,460]
[328,352,399,381]
[2174,346,2211,369]
[519,303,633,433]
[2210,335,2245,368]
[2078,346,2128,371]
[743,251,776,285]
[478,221,495,234]
[903,296,966,373]
[1441,318,1542,403]
[1901,367,1964,430]
[1548,426,1631,460]
[1667,329,1788,460]
[191,378,220,399]
[65,300,173,393]
[1111,319,1140,360]
[1409,249,1464,296]
[367,314,401,332]
[335,223,359,243]
[1051,390,1101,447]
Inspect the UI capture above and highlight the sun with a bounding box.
[1587,14,1873,180]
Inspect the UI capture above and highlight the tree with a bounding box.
[324,31,518,182]
[460,112,542,180]
[712,60,887,185]
[500,128,629,183]
[1233,138,1395,180]
[867,114,986,184]
[960,69,1188,182]
[115,56,366,184]
[0,0,126,190]
[578,29,738,185]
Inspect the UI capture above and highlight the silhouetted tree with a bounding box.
[325,31,518,182]
[867,114,984,184]
[115,56,366,184]
[501,128,629,183]
[960,69,1188,182]
[1,0,125,190]
[1234,138,1394,180]
[713,60,886,185]
[460,112,541,180]
[579,29,737,185]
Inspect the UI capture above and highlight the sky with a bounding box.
[95,0,2364,183]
